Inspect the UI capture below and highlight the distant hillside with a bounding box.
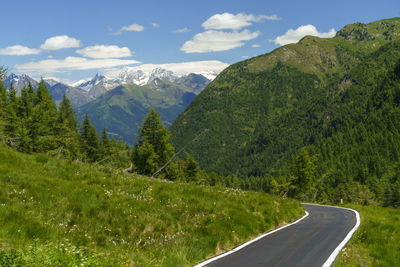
[77,78,199,144]
[170,17,400,189]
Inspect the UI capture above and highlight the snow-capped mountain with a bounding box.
[148,68,178,83]
[73,67,206,98]
[71,60,229,97]
[74,74,120,99]
[43,78,60,87]
[115,67,149,86]
[3,73,91,107]
[4,73,38,94]
[110,67,179,86]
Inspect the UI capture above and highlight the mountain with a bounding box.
[74,69,212,144]
[77,78,197,144]
[74,67,212,97]
[45,80,92,107]
[4,73,38,94]
[74,73,119,99]
[4,74,92,107]
[170,17,400,185]
[174,73,211,94]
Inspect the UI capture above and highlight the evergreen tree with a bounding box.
[184,153,200,182]
[0,66,7,81]
[58,94,77,131]
[132,109,174,176]
[289,148,317,200]
[79,114,101,162]
[0,81,6,114]
[0,80,7,140]
[56,94,80,158]
[4,83,19,138]
[16,84,35,152]
[100,128,111,158]
[32,79,58,152]
[18,83,35,119]
[132,139,158,175]
[0,80,6,111]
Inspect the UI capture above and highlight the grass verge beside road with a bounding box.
[0,144,303,266]
[334,204,400,266]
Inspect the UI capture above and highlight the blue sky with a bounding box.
[1,0,399,84]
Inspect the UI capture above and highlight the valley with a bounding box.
[1,3,400,265]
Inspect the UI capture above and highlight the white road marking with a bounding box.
[301,204,360,267]
[194,210,310,267]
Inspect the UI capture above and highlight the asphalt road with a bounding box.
[205,204,357,267]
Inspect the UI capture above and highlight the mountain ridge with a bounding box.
[170,17,400,180]
[76,76,204,144]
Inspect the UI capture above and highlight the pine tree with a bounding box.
[184,153,200,182]
[289,148,317,200]
[56,94,80,159]
[18,83,35,119]
[100,128,111,158]
[79,114,101,162]
[132,139,158,175]
[4,83,19,139]
[32,79,58,152]
[132,109,174,176]
[58,94,77,131]
[16,84,35,152]
[0,80,6,112]
[0,66,7,81]
[0,80,7,140]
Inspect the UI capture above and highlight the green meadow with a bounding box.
[0,144,303,266]
[334,204,400,267]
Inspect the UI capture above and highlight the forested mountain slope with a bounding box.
[77,78,196,144]
[170,17,400,203]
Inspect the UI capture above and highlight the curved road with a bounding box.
[201,204,357,267]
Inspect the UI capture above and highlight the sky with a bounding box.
[1,0,399,84]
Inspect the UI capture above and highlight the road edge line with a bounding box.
[193,210,309,267]
[303,203,361,267]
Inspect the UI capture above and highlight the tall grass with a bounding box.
[0,144,303,266]
[334,204,400,266]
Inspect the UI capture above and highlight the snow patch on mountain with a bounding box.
[104,60,228,83]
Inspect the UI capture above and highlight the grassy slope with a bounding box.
[334,205,400,267]
[0,144,303,266]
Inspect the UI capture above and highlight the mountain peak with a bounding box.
[4,73,38,94]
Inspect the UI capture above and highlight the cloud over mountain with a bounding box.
[181,12,276,53]
[273,25,336,45]
[40,35,82,50]
[202,12,280,30]
[14,56,140,75]
[76,45,132,58]
[181,30,260,53]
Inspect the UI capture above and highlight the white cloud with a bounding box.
[0,45,40,55]
[105,60,229,80]
[76,45,132,59]
[273,24,336,45]
[40,35,81,50]
[181,29,260,53]
[14,56,140,75]
[252,44,261,48]
[202,12,280,30]
[152,23,160,28]
[120,24,144,32]
[173,27,190,33]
